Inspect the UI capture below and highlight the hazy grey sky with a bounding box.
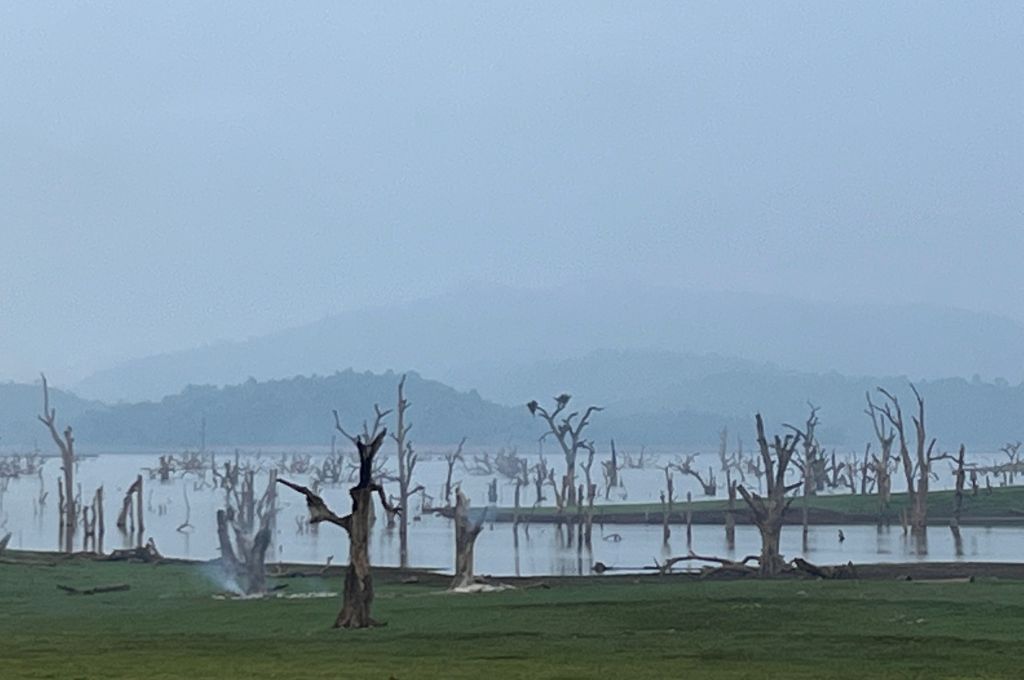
[1,2,1022,384]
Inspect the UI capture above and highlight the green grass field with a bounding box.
[2,554,1023,679]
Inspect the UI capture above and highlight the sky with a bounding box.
[1,2,1022,384]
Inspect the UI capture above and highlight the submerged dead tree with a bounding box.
[450,489,486,589]
[391,376,423,568]
[442,437,467,507]
[37,374,76,552]
[278,407,399,628]
[737,414,801,577]
[950,444,966,556]
[116,475,145,547]
[527,394,602,510]
[786,404,821,548]
[871,385,942,535]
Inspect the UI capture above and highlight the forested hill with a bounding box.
[78,371,533,449]
[3,365,1023,450]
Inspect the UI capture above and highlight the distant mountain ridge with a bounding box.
[73,282,1024,403]
[3,356,1023,451]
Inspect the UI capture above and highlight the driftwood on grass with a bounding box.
[57,583,130,596]
[105,538,162,563]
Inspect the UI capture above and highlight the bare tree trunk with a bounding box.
[451,489,484,589]
[337,486,374,626]
[737,413,802,577]
[280,412,398,629]
[38,374,76,553]
[725,475,736,549]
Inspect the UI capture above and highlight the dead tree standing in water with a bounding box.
[602,440,623,499]
[865,392,896,523]
[527,394,602,511]
[442,437,466,507]
[871,385,941,536]
[38,374,76,552]
[391,376,423,568]
[950,444,966,556]
[278,407,399,628]
[116,475,145,547]
[737,414,801,576]
[786,404,821,548]
[1000,441,1022,485]
[450,489,486,589]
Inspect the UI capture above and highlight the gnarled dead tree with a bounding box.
[673,454,717,497]
[217,469,277,595]
[865,391,897,520]
[37,374,76,552]
[451,489,486,589]
[871,385,943,535]
[278,407,399,628]
[1000,441,1022,485]
[527,394,602,510]
[737,414,801,577]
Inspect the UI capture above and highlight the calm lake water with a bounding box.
[0,449,1017,576]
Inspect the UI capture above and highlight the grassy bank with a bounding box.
[481,485,1024,526]
[2,554,1023,678]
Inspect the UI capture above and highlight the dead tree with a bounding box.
[527,394,602,508]
[1000,441,1022,485]
[82,486,104,553]
[737,414,801,577]
[37,374,76,552]
[116,475,145,547]
[950,444,966,557]
[864,391,896,508]
[673,455,717,496]
[660,466,674,545]
[450,489,485,589]
[579,444,597,547]
[786,404,821,547]
[278,407,399,628]
[217,469,276,595]
[602,439,623,499]
[873,385,942,535]
[442,437,466,507]
[718,428,739,548]
[390,376,423,568]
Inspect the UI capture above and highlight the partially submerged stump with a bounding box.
[451,489,485,590]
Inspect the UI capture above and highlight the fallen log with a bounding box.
[104,538,162,563]
[57,583,130,595]
[791,558,857,580]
